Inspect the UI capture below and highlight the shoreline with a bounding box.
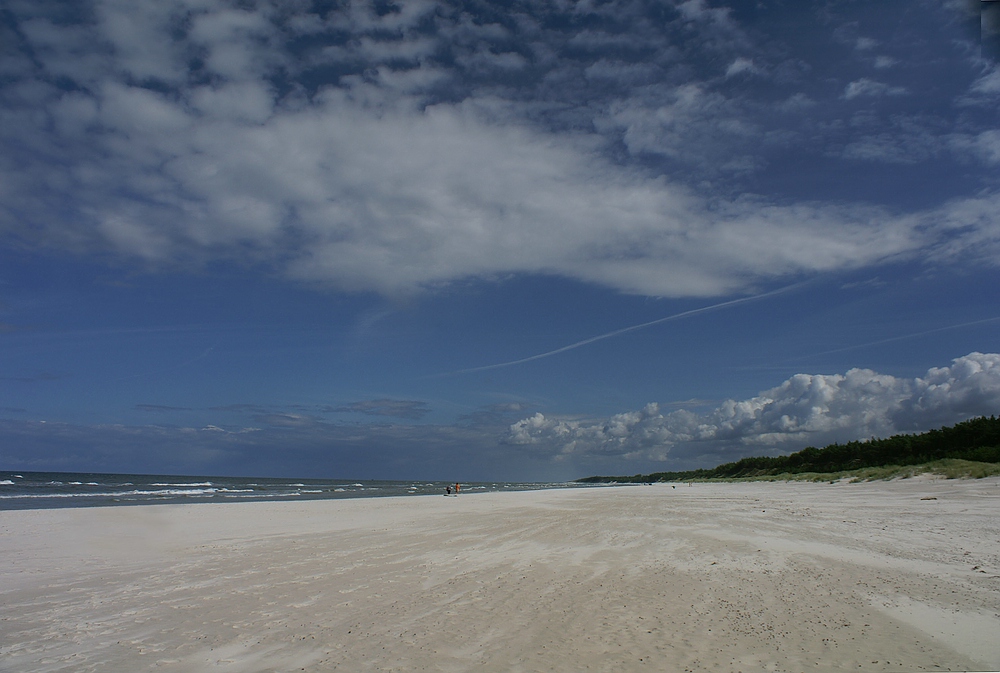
[2,478,998,671]
[0,471,586,511]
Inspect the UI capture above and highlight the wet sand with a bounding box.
[1,477,998,672]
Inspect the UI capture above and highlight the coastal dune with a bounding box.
[1,479,998,672]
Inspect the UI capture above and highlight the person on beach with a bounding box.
[455,483,460,495]
[446,485,452,496]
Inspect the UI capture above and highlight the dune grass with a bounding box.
[682,459,1000,483]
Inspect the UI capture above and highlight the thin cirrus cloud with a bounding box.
[329,399,432,421]
[507,352,1000,464]
[135,404,192,412]
[1,0,998,300]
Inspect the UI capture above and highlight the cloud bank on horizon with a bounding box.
[2,0,999,298]
[3,352,997,478]
[508,352,1000,466]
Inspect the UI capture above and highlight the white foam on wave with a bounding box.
[0,480,14,485]
[221,492,302,499]
[301,489,322,493]
[151,482,213,487]
[0,487,221,500]
[134,488,219,497]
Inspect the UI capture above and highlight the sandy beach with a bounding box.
[1,478,998,673]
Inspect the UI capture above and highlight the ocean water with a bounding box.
[0,471,586,510]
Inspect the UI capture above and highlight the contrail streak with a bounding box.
[113,341,221,382]
[799,316,1000,359]
[450,282,806,375]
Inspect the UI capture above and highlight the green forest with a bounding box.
[577,415,1000,483]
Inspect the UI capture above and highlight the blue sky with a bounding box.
[1,0,999,481]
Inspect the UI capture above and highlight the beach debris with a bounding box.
[920,496,937,500]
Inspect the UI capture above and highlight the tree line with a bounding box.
[576,415,1000,483]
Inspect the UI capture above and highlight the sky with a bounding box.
[1,0,999,482]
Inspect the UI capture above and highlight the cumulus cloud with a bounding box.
[507,352,1000,463]
[1,0,998,299]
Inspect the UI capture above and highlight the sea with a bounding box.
[0,470,588,510]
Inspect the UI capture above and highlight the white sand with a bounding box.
[1,478,999,672]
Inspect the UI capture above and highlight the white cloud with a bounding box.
[841,131,941,164]
[928,192,1000,264]
[189,81,275,123]
[585,59,663,85]
[601,84,757,167]
[725,57,758,78]
[18,18,112,84]
[855,37,878,51]
[100,82,191,135]
[971,66,1000,95]
[896,354,1000,427]
[95,0,188,84]
[950,130,1000,165]
[677,0,735,32]
[843,78,907,99]
[774,93,815,113]
[1,0,998,299]
[508,353,1000,462]
[455,48,527,74]
[567,30,655,53]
